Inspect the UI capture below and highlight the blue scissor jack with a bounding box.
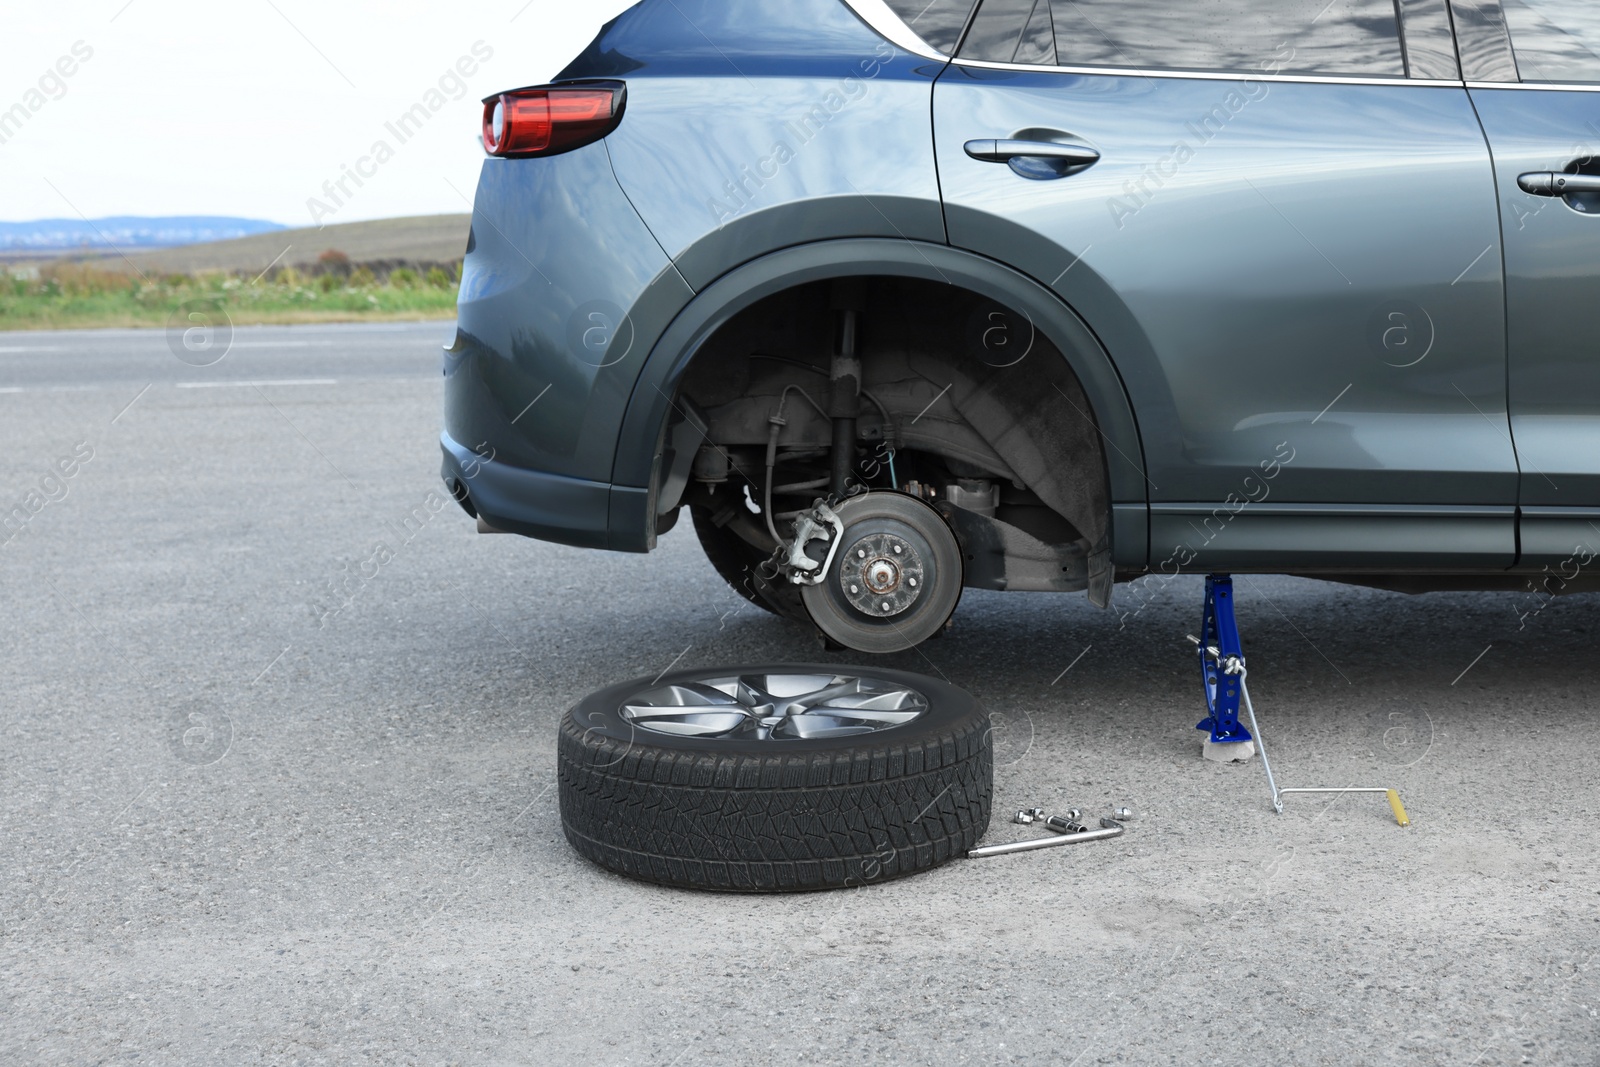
[1195,575,1252,746]
[1187,574,1412,826]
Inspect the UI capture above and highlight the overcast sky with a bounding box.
[0,0,637,227]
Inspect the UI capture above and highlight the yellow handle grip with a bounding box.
[1386,789,1410,827]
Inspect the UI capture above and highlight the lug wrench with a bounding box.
[1234,654,1411,828]
[968,817,1125,859]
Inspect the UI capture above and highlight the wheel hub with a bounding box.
[798,492,963,654]
[864,558,899,594]
[840,532,924,617]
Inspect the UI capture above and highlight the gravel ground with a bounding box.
[1,323,1597,1065]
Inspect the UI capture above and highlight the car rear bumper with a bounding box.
[440,431,651,553]
[443,143,693,486]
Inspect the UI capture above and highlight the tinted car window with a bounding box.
[961,0,1407,78]
[960,0,1049,64]
[883,0,979,54]
[1501,0,1600,82]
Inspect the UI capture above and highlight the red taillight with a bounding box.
[482,84,624,158]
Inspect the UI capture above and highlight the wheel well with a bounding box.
[665,275,1116,603]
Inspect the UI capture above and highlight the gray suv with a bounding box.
[443,0,1600,653]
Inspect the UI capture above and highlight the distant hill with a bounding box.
[108,214,473,275]
[0,216,286,253]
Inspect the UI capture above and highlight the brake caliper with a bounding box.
[781,500,846,587]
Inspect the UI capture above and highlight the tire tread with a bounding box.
[557,703,992,892]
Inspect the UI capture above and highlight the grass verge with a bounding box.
[1,260,458,331]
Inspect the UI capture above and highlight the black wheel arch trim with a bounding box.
[608,238,1151,563]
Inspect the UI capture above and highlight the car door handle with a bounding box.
[1517,172,1600,196]
[964,139,1101,167]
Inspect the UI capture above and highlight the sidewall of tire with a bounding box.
[558,665,993,892]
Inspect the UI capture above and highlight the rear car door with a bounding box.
[1453,0,1600,568]
[932,0,1519,572]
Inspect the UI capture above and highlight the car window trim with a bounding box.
[949,57,1460,87]
[1466,80,1600,91]
[841,0,959,60]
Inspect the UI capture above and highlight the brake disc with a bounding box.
[798,492,963,654]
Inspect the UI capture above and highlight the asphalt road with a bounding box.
[2,321,1597,1065]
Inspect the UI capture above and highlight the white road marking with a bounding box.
[225,341,339,349]
[1,378,436,395]
[176,379,338,388]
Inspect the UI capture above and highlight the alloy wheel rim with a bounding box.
[619,672,929,741]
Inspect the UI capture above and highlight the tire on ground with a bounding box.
[558,665,993,891]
